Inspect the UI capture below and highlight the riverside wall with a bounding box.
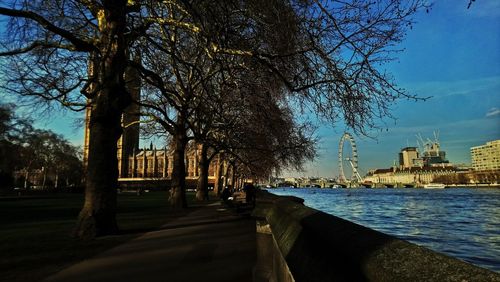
[252,190,500,282]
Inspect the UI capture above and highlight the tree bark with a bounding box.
[74,107,122,239]
[169,114,188,209]
[230,163,236,190]
[195,143,209,201]
[73,2,129,239]
[24,170,29,189]
[222,159,229,190]
[42,168,46,189]
[214,155,224,196]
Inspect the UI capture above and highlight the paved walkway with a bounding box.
[45,203,256,282]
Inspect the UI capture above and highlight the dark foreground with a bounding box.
[3,190,498,281]
[45,202,256,282]
[0,191,255,282]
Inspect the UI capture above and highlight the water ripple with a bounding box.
[270,187,500,273]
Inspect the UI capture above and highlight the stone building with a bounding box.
[123,144,219,181]
[83,58,141,174]
[84,109,221,185]
[82,64,225,189]
[364,140,458,186]
[364,166,460,186]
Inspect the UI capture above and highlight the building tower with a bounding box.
[399,147,419,168]
[117,65,141,178]
[83,58,141,178]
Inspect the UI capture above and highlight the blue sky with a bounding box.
[294,0,500,177]
[2,0,499,178]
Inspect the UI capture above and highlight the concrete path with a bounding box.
[45,203,256,282]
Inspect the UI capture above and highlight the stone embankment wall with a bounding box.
[252,190,500,282]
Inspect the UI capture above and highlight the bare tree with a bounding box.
[0,103,33,188]
[0,0,147,239]
[215,85,317,179]
[132,5,205,208]
[0,0,427,221]
[134,0,426,205]
[133,1,296,205]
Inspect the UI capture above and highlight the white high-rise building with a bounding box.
[471,140,500,171]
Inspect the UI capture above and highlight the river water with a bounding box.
[268,187,500,273]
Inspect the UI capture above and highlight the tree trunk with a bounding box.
[230,163,236,190]
[73,3,129,239]
[214,155,224,196]
[222,159,229,190]
[169,114,188,209]
[74,102,123,239]
[42,168,46,189]
[24,169,29,189]
[54,172,59,189]
[195,143,209,201]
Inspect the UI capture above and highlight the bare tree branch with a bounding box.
[0,6,96,52]
[0,40,79,56]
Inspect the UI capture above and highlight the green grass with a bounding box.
[0,191,213,282]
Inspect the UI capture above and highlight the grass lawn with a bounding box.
[0,191,214,282]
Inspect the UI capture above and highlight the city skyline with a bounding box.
[3,0,499,178]
[288,0,500,177]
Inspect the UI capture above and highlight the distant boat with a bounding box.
[423,183,446,189]
[361,181,373,188]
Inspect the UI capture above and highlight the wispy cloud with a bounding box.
[486,107,500,118]
[382,118,498,135]
[402,76,500,99]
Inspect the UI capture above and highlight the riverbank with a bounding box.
[3,189,499,281]
[254,190,500,281]
[270,187,500,273]
[267,183,500,189]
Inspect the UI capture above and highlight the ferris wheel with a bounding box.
[338,132,362,183]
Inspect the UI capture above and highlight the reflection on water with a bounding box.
[270,187,500,273]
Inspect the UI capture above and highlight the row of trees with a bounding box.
[0,104,82,189]
[434,171,500,185]
[0,0,427,239]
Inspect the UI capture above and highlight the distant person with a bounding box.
[204,186,210,201]
[244,183,256,208]
[221,186,231,205]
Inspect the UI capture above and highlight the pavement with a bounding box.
[45,202,257,282]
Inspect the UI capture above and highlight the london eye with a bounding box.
[338,132,362,183]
